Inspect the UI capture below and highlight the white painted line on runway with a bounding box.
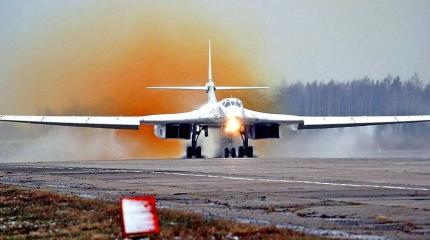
[7,165,428,191]
[153,171,430,191]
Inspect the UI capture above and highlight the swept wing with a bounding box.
[0,111,216,130]
[243,109,430,129]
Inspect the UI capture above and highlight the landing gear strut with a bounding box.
[186,125,207,158]
[239,126,254,158]
[224,126,254,158]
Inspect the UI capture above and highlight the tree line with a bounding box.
[277,74,430,145]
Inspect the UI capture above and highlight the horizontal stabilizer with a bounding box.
[216,86,269,90]
[147,86,207,90]
[147,86,269,90]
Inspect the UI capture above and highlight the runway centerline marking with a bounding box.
[152,171,430,191]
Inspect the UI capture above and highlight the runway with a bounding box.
[1,157,429,239]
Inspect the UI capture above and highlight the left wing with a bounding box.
[0,115,142,129]
[0,111,217,129]
[141,111,218,125]
[244,109,430,129]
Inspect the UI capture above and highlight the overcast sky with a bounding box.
[257,0,430,82]
[1,0,429,85]
[201,0,430,82]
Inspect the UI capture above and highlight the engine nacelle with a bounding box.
[154,124,192,139]
[249,123,280,139]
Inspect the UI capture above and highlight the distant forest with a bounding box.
[277,74,430,141]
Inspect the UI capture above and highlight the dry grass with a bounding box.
[0,184,325,240]
[375,215,417,233]
[375,215,395,224]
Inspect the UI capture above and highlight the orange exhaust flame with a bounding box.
[224,116,242,135]
[5,4,271,158]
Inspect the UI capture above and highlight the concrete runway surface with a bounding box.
[1,158,429,240]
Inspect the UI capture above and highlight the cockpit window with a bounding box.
[222,99,242,108]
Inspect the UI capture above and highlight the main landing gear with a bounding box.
[224,126,254,158]
[224,146,253,158]
[186,125,208,158]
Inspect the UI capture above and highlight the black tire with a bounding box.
[246,146,253,158]
[231,148,237,158]
[238,146,244,158]
[186,146,193,158]
[195,146,202,158]
[224,148,230,158]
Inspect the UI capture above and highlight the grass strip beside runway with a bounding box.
[0,184,324,240]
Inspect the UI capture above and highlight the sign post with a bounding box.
[120,196,160,239]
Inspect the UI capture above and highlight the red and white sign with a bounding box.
[120,196,160,238]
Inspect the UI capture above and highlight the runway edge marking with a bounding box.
[152,171,430,191]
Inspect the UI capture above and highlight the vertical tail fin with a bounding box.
[208,40,212,81]
[206,40,217,103]
[147,41,268,103]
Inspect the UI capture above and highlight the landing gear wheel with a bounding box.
[231,148,237,158]
[186,146,193,158]
[224,148,230,158]
[246,146,254,158]
[195,146,202,158]
[186,125,208,159]
[238,146,245,158]
[240,126,254,158]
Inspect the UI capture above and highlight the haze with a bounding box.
[0,0,429,160]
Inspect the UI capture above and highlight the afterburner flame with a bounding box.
[224,116,242,135]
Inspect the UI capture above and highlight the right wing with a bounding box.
[244,109,302,124]
[296,115,430,129]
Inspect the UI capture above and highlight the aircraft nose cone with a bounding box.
[224,106,244,119]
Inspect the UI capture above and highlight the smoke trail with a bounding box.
[0,124,139,162]
[0,2,268,161]
[257,126,377,158]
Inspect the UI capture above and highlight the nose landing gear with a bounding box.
[223,126,254,158]
[185,124,254,158]
[224,146,253,158]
